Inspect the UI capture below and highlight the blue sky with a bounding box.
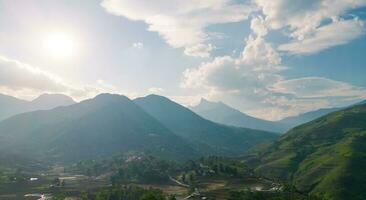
[0,0,365,120]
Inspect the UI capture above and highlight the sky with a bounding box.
[0,0,366,120]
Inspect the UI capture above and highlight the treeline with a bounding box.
[0,171,7,184]
[112,155,251,186]
[69,157,121,177]
[0,168,29,184]
[111,155,179,185]
[69,154,253,187]
[182,156,251,178]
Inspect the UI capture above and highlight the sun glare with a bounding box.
[45,33,76,59]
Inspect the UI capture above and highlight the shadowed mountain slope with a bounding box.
[134,95,278,156]
[0,94,198,161]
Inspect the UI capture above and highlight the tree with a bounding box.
[168,195,177,200]
[139,192,165,200]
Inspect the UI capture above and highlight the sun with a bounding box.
[45,33,76,59]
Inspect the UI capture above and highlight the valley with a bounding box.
[0,155,282,200]
[0,93,364,200]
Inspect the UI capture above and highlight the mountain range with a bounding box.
[278,107,342,128]
[0,93,75,121]
[190,98,287,133]
[245,103,366,200]
[191,98,360,133]
[135,95,278,156]
[1,92,365,199]
[0,94,277,162]
[0,94,198,161]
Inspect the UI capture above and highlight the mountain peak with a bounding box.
[191,99,287,133]
[33,93,75,103]
[89,93,133,106]
[31,93,75,110]
[199,98,210,104]
[94,93,128,100]
[134,95,278,156]
[194,98,231,113]
[144,94,170,101]
[0,93,75,121]
[0,93,198,161]
[0,93,26,102]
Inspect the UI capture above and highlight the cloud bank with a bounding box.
[182,15,366,120]
[101,0,255,57]
[255,0,366,54]
[99,0,366,119]
[279,18,365,54]
[0,56,127,100]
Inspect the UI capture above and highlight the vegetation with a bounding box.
[0,171,7,184]
[111,155,179,185]
[70,154,253,188]
[0,94,365,199]
[248,104,366,200]
[79,185,173,200]
[180,156,252,181]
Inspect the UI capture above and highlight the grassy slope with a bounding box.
[249,104,366,199]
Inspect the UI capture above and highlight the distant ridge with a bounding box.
[279,99,366,129]
[191,98,366,133]
[279,107,341,128]
[0,93,75,121]
[134,94,278,156]
[190,98,287,133]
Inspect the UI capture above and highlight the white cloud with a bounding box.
[279,18,365,54]
[255,0,366,54]
[148,87,164,94]
[181,20,366,120]
[182,31,288,119]
[100,0,366,119]
[254,77,366,119]
[184,43,214,58]
[132,42,144,49]
[251,97,333,120]
[169,95,202,107]
[0,56,126,101]
[255,0,366,39]
[182,25,282,90]
[0,56,74,94]
[101,0,255,57]
[271,77,366,99]
[250,16,268,37]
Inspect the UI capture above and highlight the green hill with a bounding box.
[0,94,198,162]
[247,104,366,200]
[134,94,278,156]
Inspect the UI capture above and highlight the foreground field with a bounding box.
[0,169,276,200]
